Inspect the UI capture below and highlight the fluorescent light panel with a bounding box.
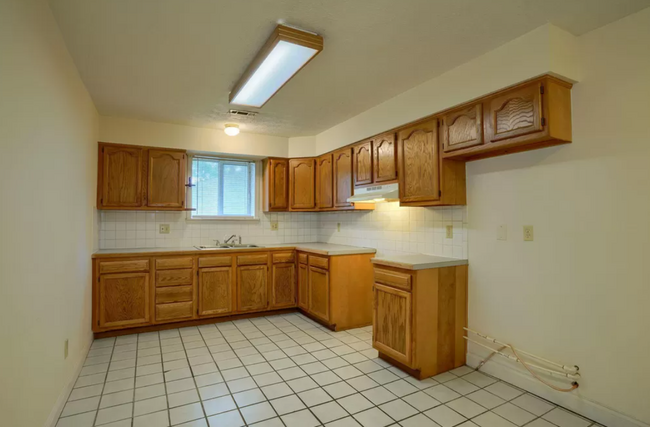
[230,25,323,108]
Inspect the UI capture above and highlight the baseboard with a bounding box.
[467,352,649,427]
[44,337,93,427]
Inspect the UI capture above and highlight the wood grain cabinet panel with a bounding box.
[99,272,150,329]
[156,301,193,321]
[353,141,373,187]
[264,158,289,211]
[99,145,143,208]
[398,119,440,204]
[199,267,233,316]
[271,263,296,308]
[442,103,484,153]
[373,133,397,183]
[155,269,193,287]
[289,158,316,210]
[373,283,412,366]
[333,148,353,208]
[486,83,543,143]
[147,149,186,208]
[99,259,149,275]
[308,266,329,322]
[317,154,333,209]
[156,286,193,304]
[298,262,309,310]
[237,265,268,312]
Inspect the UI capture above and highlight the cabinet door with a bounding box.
[442,103,484,152]
[199,267,233,316]
[289,158,316,210]
[486,82,543,143]
[298,263,309,310]
[353,141,373,186]
[308,266,329,322]
[147,149,186,208]
[373,133,397,183]
[99,272,150,328]
[373,283,412,366]
[398,119,440,203]
[237,265,268,312]
[271,263,296,308]
[268,159,289,210]
[333,148,353,208]
[316,154,333,210]
[100,145,143,208]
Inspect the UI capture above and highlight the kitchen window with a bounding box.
[188,155,258,219]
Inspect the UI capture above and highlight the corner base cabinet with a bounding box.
[372,263,468,379]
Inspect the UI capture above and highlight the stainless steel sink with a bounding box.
[194,244,263,250]
[229,244,262,248]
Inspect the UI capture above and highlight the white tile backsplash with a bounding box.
[98,203,468,258]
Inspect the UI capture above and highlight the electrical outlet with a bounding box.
[497,225,507,241]
[64,339,69,359]
[523,225,534,241]
[270,221,279,230]
[159,224,170,234]
[446,225,453,239]
[337,223,341,232]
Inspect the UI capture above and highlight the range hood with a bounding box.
[347,183,399,203]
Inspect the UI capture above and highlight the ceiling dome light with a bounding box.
[224,124,240,136]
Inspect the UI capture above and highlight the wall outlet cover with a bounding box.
[446,225,453,239]
[159,224,170,234]
[523,225,534,241]
[270,221,279,230]
[337,223,341,232]
[497,225,507,241]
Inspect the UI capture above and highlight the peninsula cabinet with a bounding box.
[397,119,466,207]
[263,158,289,212]
[289,158,316,210]
[97,142,189,211]
[372,263,468,379]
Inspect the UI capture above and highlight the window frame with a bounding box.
[185,153,262,222]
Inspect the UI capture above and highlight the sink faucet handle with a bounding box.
[238,235,242,244]
[214,239,220,245]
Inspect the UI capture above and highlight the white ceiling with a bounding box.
[50,0,650,137]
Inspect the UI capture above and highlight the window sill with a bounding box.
[185,216,261,222]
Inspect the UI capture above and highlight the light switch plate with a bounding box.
[497,225,507,241]
[446,225,453,239]
[159,224,170,234]
[270,221,279,230]
[337,223,341,232]
[523,225,534,241]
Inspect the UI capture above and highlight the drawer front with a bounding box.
[198,256,232,268]
[309,255,329,270]
[156,301,193,321]
[237,254,269,266]
[273,252,295,264]
[99,259,149,274]
[374,268,412,291]
[156,269,193,287]
[298,253,308,264]
[155,257,193,270]
[156,286,193,304]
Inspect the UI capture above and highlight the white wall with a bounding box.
[100,116,289,158]
[288,135,317,158]
[0,1,99,426]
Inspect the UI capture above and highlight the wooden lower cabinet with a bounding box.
[372,263,468,379]
[298,262,309,310]
[308,266,329,322]
[199,267,233,316]
[271,263,296,308]
[237,265,268,312]
[98,272,150,329]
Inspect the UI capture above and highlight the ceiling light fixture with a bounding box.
[224,124,240,136]
[230,25,323,108]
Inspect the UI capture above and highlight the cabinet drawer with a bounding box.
[156,301,193,321]
[198,256,232,268]
[156,269,193,287]
[99,259,149,274]
[298,253,308,264]
[374,268,412,291]
[273,252,295,264]
[309,255,329,270]
[155,257,193,270]
[237,254,269,266]
[156,286,193,304]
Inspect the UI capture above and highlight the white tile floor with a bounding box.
[57,313,599,427]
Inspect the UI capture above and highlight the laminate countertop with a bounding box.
[92,243,377,258]
[371,254,468,270]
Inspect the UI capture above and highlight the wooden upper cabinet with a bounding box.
[353,141,373,187]
[398,119,440,204]
[289,158,316,210]
[316,154,333,210]
[373,133,398,184]
[442,103,484,153]
[333,148,353,208]
[199,267,233,317]
[147,149,186,208]
[99,272,150,329]
[486,82,543,143]
[237,265,268,312]
[99,145,143,208]
[271,263,296,308]
[264,158,289,211]
[373,283,412,366]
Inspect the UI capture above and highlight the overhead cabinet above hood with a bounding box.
[347,183,399,203]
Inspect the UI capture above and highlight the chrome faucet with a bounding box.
[224,234,238,244]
